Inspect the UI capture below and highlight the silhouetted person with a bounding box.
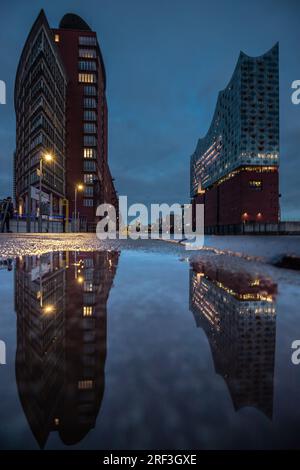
[0,259,13,271]
[3,197,14,233]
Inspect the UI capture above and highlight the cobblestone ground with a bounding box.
[1,233,300,286]
[0,233,186,259]
[0,233,300,259]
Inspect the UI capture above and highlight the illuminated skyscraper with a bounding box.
[14,10,117,231]
[53,14,118,231]
[191,44,279,233]
[14,10,67,227]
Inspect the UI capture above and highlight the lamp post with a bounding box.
[74,184,84,232]
[38,153,53,232]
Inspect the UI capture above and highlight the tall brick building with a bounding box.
[15,10,117,231]
[14,11,67,226]
[53,14,117,230]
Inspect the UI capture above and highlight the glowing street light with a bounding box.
[74,183,84,232]
[43,304,55,315]
[242,212,248,223]
[44,153,53,163]
[38,152,54,232]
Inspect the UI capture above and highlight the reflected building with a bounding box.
[189,261,277,419]
[14,250,119,448]
[15,253,66,447]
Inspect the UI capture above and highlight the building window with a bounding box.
[79,36,97,46]
[79,60,97,71]
[83,292,96,304]
[83,306,93,316]
[78,380,93,390]
[249,180,262,190]
[84,148,97,158]
[78,73,96,83]
[84,123,97,134]
[84,85,96,96]
[54,34,60,43]
[84,282,94,292]
[84,160,96,171]
[84,98,96,108]
[84,186,94,196]
[79,49,97,58]
[84,110,97,121]
[84,258,94,268]
[84,135,97,146]
[84,173,94,184]
[83,198,94,207]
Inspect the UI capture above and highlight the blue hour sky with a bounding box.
[0,0,299,219]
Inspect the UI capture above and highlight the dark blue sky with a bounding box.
[0,0,299,218]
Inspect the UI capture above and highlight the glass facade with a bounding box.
[190,44,279,196]
[14,10,67,219]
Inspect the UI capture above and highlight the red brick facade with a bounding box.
[53,22,117,228]
[193,167,279,229]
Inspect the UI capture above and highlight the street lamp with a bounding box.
[38,153,54,232]
[43,304,55,315]
[74,184,84,232]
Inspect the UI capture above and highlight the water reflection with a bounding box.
[11,250,281,448]
[189,260,277,419]
[14,251,119,448]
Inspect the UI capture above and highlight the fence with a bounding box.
[10,214,65,233]
[205,221,300,235]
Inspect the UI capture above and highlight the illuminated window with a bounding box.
[78,380,93,390]
[83,306,93,316]
[84,174,94,184]
[249,180,262,190]
[54,34,60,43]
[79,49,97,58]
[84,148,96,158]
[78,73,96,83]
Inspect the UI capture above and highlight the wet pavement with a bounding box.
[0,237,300,449]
